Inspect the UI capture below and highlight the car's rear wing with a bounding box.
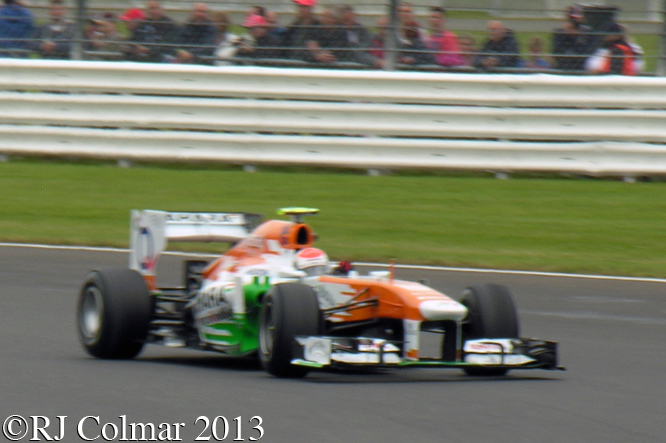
[129,210,262,287]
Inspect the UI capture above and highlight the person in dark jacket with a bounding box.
[474,20,520,70]
[398,19,435,66]
[173,2,218,64]
[30,0,74,59]
[0,0,34,56]
[123,0,178,63]
[282,0,323,62]
[551,6,594,72]
[235,14,283,60]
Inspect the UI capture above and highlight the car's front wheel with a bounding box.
[77,268,153,359]
[259,283,321,378]
[460,284,520,376]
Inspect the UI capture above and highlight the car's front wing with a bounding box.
[292,336,564,370]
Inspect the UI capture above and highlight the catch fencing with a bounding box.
[1,59,666,176]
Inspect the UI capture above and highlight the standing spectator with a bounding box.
[338,4,378,67]
[458,34,477,66]
[84,13,121,60]
[123,1,177,63]
[368,16,388,60]
[118,7,145,34]
[339,5,370,49]
[474,20,520,70]
[585,22,639,76]
[425,6,464,67]
[212,11,240,64]
[282,0,322,61]
[306,7,352,64]
[265,11,287,43]
[235,14,282,60]
[0,0,34,57]
[522,36,550,70]
[174,3,218,64]
[30,0,74,59]
[551,6,594,72]
[398,19,434,66]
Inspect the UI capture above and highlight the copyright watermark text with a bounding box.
[2,415,264,441]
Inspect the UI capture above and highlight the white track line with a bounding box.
[2,242,666,284]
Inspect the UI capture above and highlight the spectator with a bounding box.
[397,1,423,41]
[0,0,34,57]
[339,5,370,48]
[306,6,353,64]
[522,36,550,70]
[585,22,639,76]
[265,11,287,43]
[235,14,282,60]
[398,19,434,66]
[425,6,464,67]
[475,20,520,70]
[622,25,645,74]
[338,4,378,67]
[123,1,178,63]
[551,6,594,72]
[458,34,477,66]
[212,11,240,64]
[368,16,388,60]
[173,3,218,64]
[84,13,121,60]
[282,0,322,62]
[246,6,265,19]
[118,7,145,34]
[30,0,74,59]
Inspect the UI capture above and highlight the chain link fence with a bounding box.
[0,0,664,74]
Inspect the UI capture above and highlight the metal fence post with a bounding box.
[384,0,398,71]
[71,0,86,60]
[659,0,666,75]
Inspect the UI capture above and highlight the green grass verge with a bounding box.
[2,159,666,277]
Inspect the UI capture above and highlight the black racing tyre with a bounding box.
[259,283,321,378]
[77,268,153,359]
[460,284,520,376]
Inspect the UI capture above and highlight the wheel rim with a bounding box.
[260,300,276,356]
[80,285,104,343]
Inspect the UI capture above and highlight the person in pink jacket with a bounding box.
[425,6,464,67]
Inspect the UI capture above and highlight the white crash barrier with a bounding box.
[1,59,666,175]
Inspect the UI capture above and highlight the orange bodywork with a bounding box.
[318,275,455,322]
[204,220,315,279]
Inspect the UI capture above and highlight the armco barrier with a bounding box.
[1,59,666,175]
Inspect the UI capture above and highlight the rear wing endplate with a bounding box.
[129,210,262,284]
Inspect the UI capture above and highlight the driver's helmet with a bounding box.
[295,248,330,276]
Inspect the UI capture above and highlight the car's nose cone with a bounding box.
[419,300,468,321]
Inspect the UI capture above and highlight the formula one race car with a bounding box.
[76,208,563,378]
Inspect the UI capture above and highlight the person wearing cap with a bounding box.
[551,4,594,72]
[122,0,177,63]
[84,12,121,60]
[0,0,34,56]
[118,7,145,33]
[29,0,74,59]
[235,13,283,60]
[173,2,217,64]
[585,21,638,75]
[282,0,323,62]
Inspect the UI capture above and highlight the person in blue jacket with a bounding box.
[0,0,34,56]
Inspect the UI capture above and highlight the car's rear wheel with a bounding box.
[259,283,321,378]
[460,284,520,376]
[77,268,152,359]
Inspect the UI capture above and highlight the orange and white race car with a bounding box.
[76,208,563,378]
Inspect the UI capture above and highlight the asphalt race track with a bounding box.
[1,245,665,442]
